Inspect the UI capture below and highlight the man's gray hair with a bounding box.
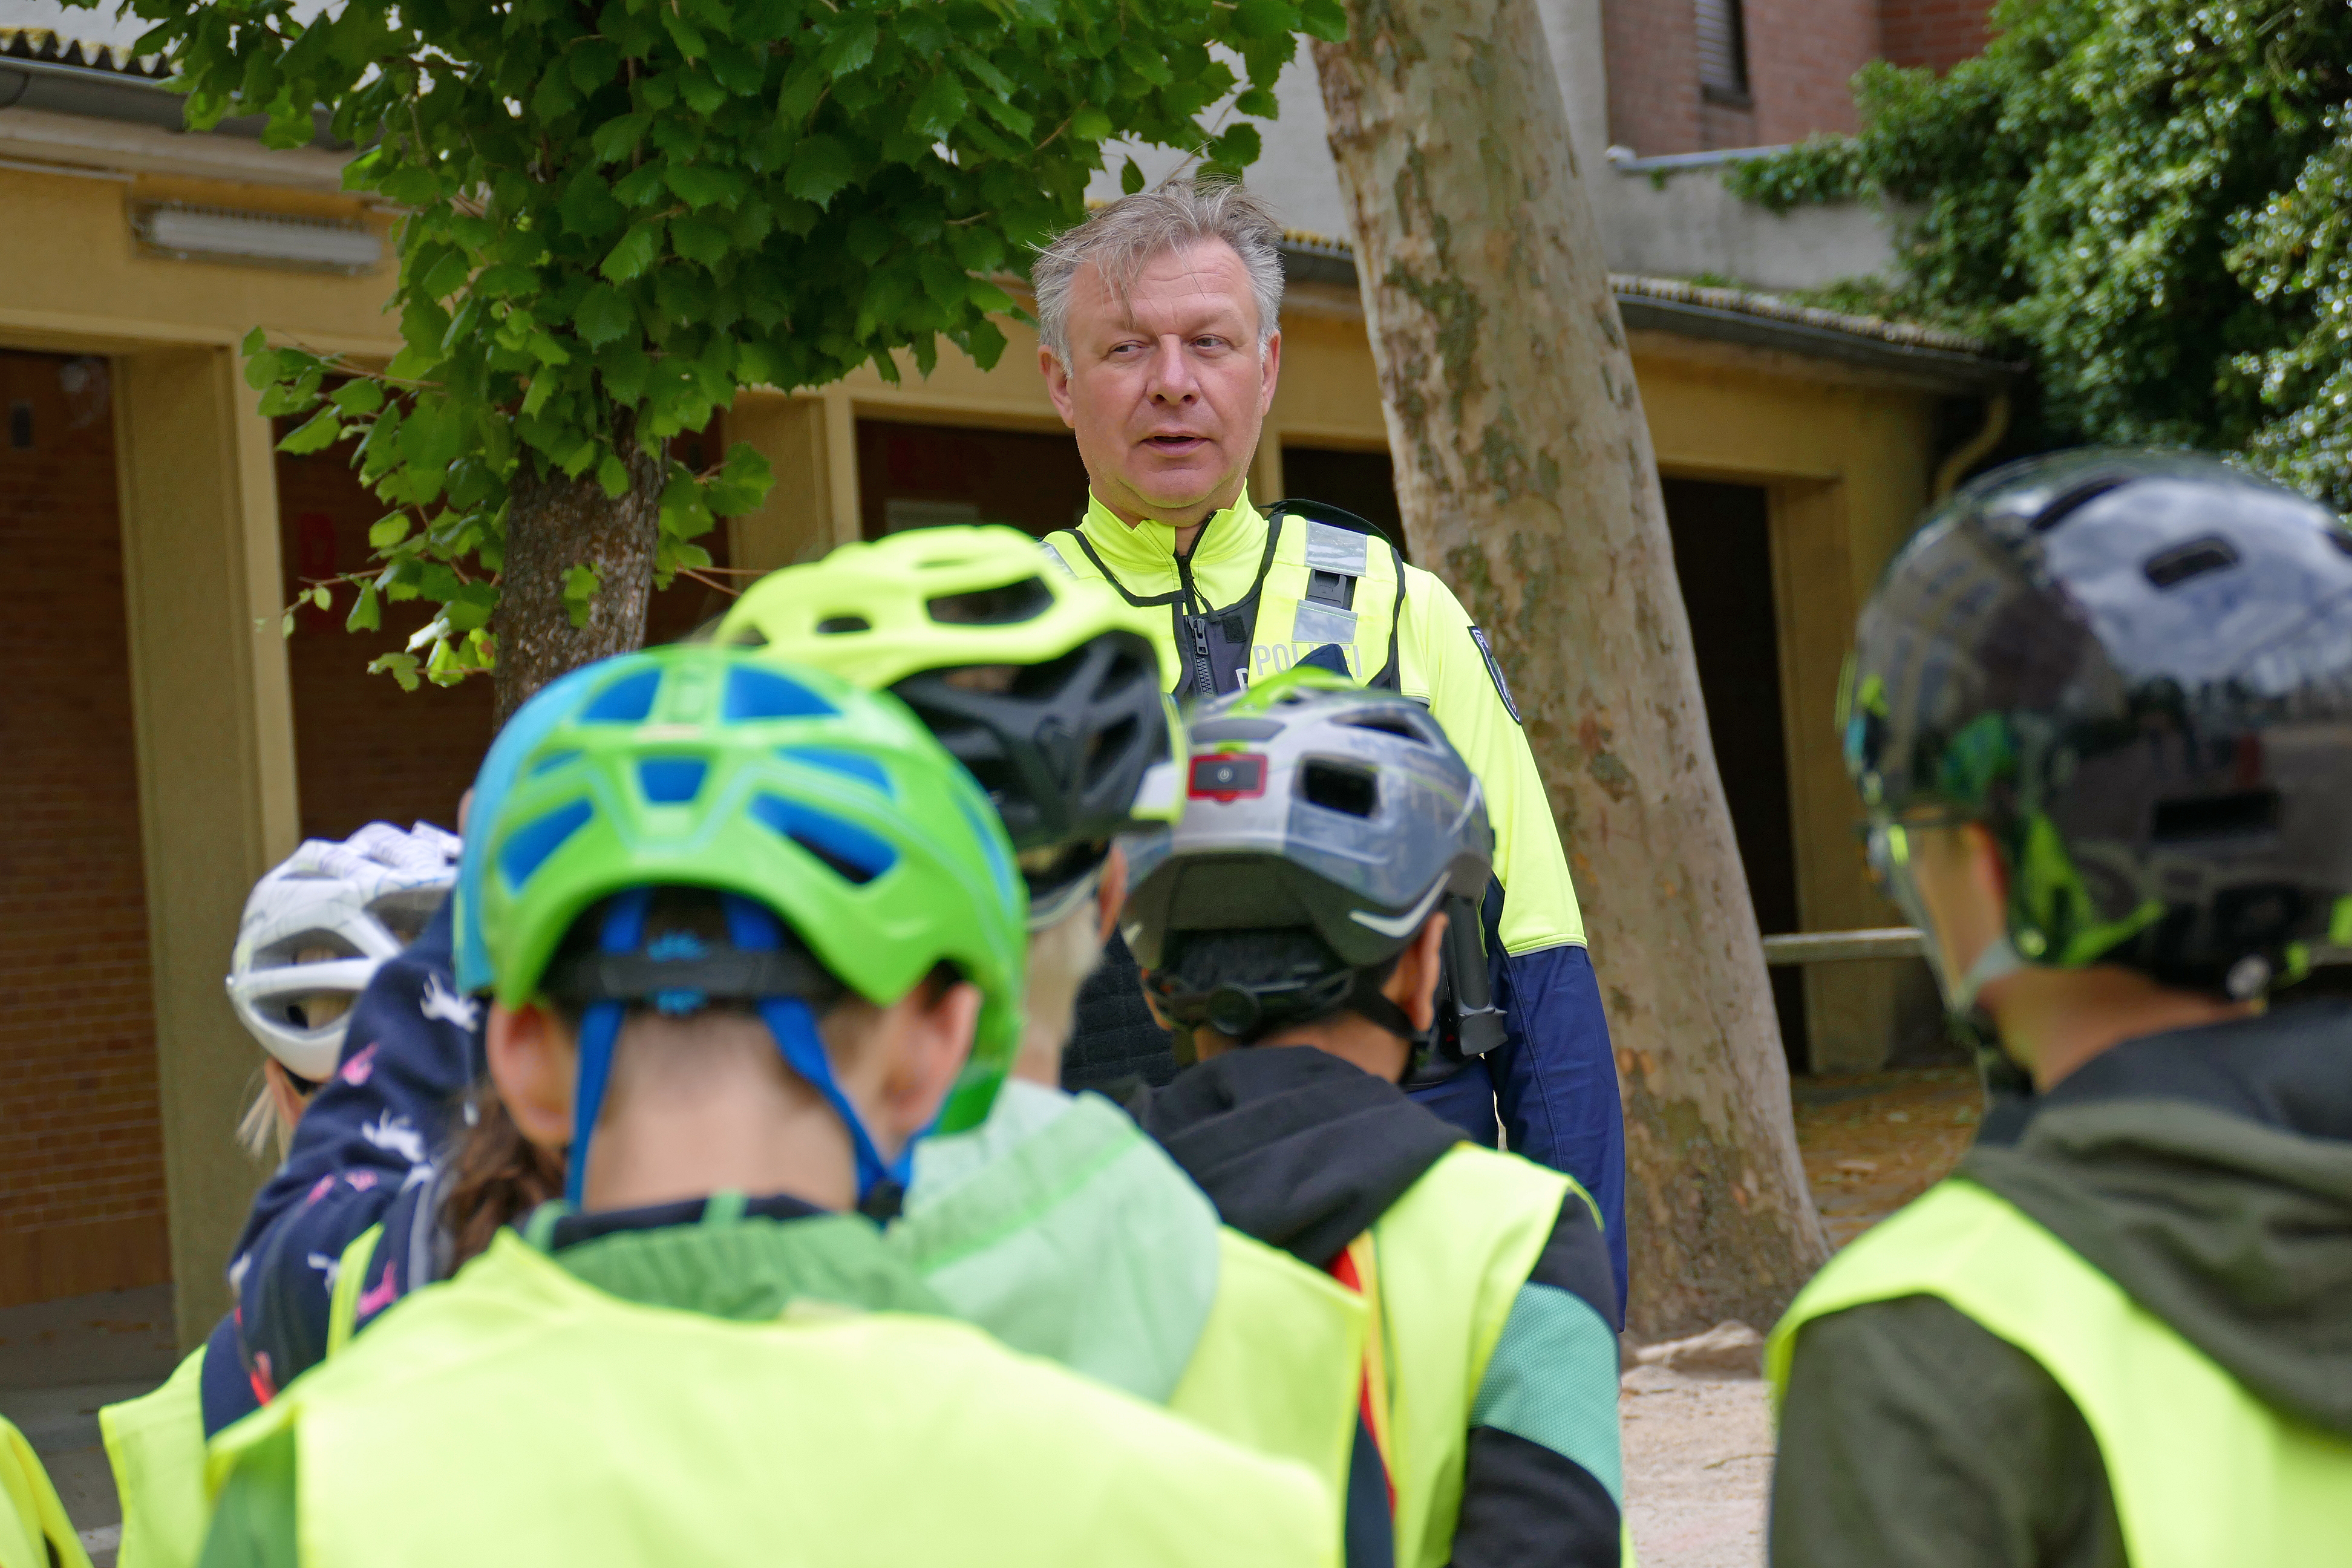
[1032,180,1285,365]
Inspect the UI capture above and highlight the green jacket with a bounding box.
[200,1194,1338,1568]
[1769,1003,2352,1568]
[895,1079,1364,1508]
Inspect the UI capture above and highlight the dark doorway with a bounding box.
[1280,446,1408,558]
[855,419,1092,540]
[1661,478,1808,1073]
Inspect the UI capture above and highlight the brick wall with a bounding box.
[1602,0,1702,157]
[281,421,734,844]
[1604,0,1956,156]
[0,349,171,1307]
[1879,0,1989,73]
[1743,0,1878,145]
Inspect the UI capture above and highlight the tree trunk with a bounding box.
[1314,2,1831,1336]
[490,417,666,729]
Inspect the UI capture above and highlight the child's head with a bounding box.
[463,646,1026,1214]
[226,823,461,1158]
[1121,668,1492,1072]
[718,526,1184,1074]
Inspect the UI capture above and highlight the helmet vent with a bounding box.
[816,615,871,635]
[582,670,662,724]
[2028,478,2128,533]
[724,667,838,722]
[638,757,707,804]
[725,626,769,647]
[2142,536,2241,589]
[1302,761,1379,818]
[498,800,594,890]
[2152,789,2279,842]
[927,577,1052,626]
[750,794,898,885]
[1335,710,1420,742]
[781,745,895,797]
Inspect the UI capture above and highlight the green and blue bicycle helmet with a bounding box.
[460,645,1026,1209]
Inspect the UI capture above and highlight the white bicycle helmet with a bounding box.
[227,822,462,1080]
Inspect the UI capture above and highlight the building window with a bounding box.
[1697,0,1750,106]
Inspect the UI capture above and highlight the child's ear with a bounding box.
[1393,912,1451,1034]
[486,1001,577,1150]
[874,982,982,1151]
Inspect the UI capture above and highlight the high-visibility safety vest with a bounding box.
[1768,1178,2352,1568]
[1048,500,1408,700]
[97,1347,207,1568]
[209,1229,1339,1568]
[1354,1144,1627,1568]
[895,1082,1365,1522]
[2,1412,91,1568]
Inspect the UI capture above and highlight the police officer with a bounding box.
[1768,451,2352,1566]
[1030,179,1627,1313]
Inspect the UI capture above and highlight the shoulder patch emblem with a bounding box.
[1468,626,1521,725]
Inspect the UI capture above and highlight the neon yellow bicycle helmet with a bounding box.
[719,525,1183,927]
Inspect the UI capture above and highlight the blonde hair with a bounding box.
[1031,180,1285,365]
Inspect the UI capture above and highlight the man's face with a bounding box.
[1041,238,1281,527]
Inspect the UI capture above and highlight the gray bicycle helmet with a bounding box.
[1122,667,1494,1042]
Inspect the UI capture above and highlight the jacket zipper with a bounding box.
[1175,534,1214,698]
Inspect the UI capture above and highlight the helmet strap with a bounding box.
[723,894,916,1212]
[563,889,654,1208]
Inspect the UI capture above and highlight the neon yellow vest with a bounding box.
[1353,1144,1629,1568]
[97,1347,207,1568]
[1047,509,1406,697]
[211,1229,1338,1568]
[1,1413,91,1568]
[1768,1178,2352,1568]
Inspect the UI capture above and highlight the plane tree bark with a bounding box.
[1314,0,1831,1335]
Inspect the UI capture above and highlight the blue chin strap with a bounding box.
[564,889,650,1209]
[563,890,918,1213]
[720,894,915,1207]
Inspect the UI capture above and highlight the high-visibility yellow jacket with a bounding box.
[1769,1178,2352,1568]
[203,1214,1338,1568]
[1044,492,1584,958]
[2,1413,91,1568]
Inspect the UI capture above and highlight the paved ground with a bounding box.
[4,1070,1981,1566]
[1619,1065,1981,1566]
[0,1282,180,1566]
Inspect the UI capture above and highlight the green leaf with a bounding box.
[596,339,652,403]
[1071,105,1113,143]
[678,69,729,117]
[1300,0,1349,42]
[596,451,630,498]
[909,71,969,140]
[818,13,878,77]
[281,610,298,639]
[560,169,628,237]
[368,514,411,549]
[1233,0,1292,39]
[567,38,621,94]
[670,215,732,267]
[590,111,652,163]
[346,582,381,632]
[575,283,635,347]
[561,561,603,628]
[421,247,472,301]
[330,379,385,414]
[1120,157,1147,195]
[786,136,855,207]
[601,221,664,282]
[278,407,344,454]
[1235,85,1280,119]
[241,325,267,357]
[368,652,422,692]
[663,162,742,211]
[311,584,333,612]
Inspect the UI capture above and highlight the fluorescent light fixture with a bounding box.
[132,202,382,274]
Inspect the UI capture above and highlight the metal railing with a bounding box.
[1761,928,1924,967]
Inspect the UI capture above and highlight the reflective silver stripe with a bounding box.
[1302,520,1368,577]
[1291,600,1358,646]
